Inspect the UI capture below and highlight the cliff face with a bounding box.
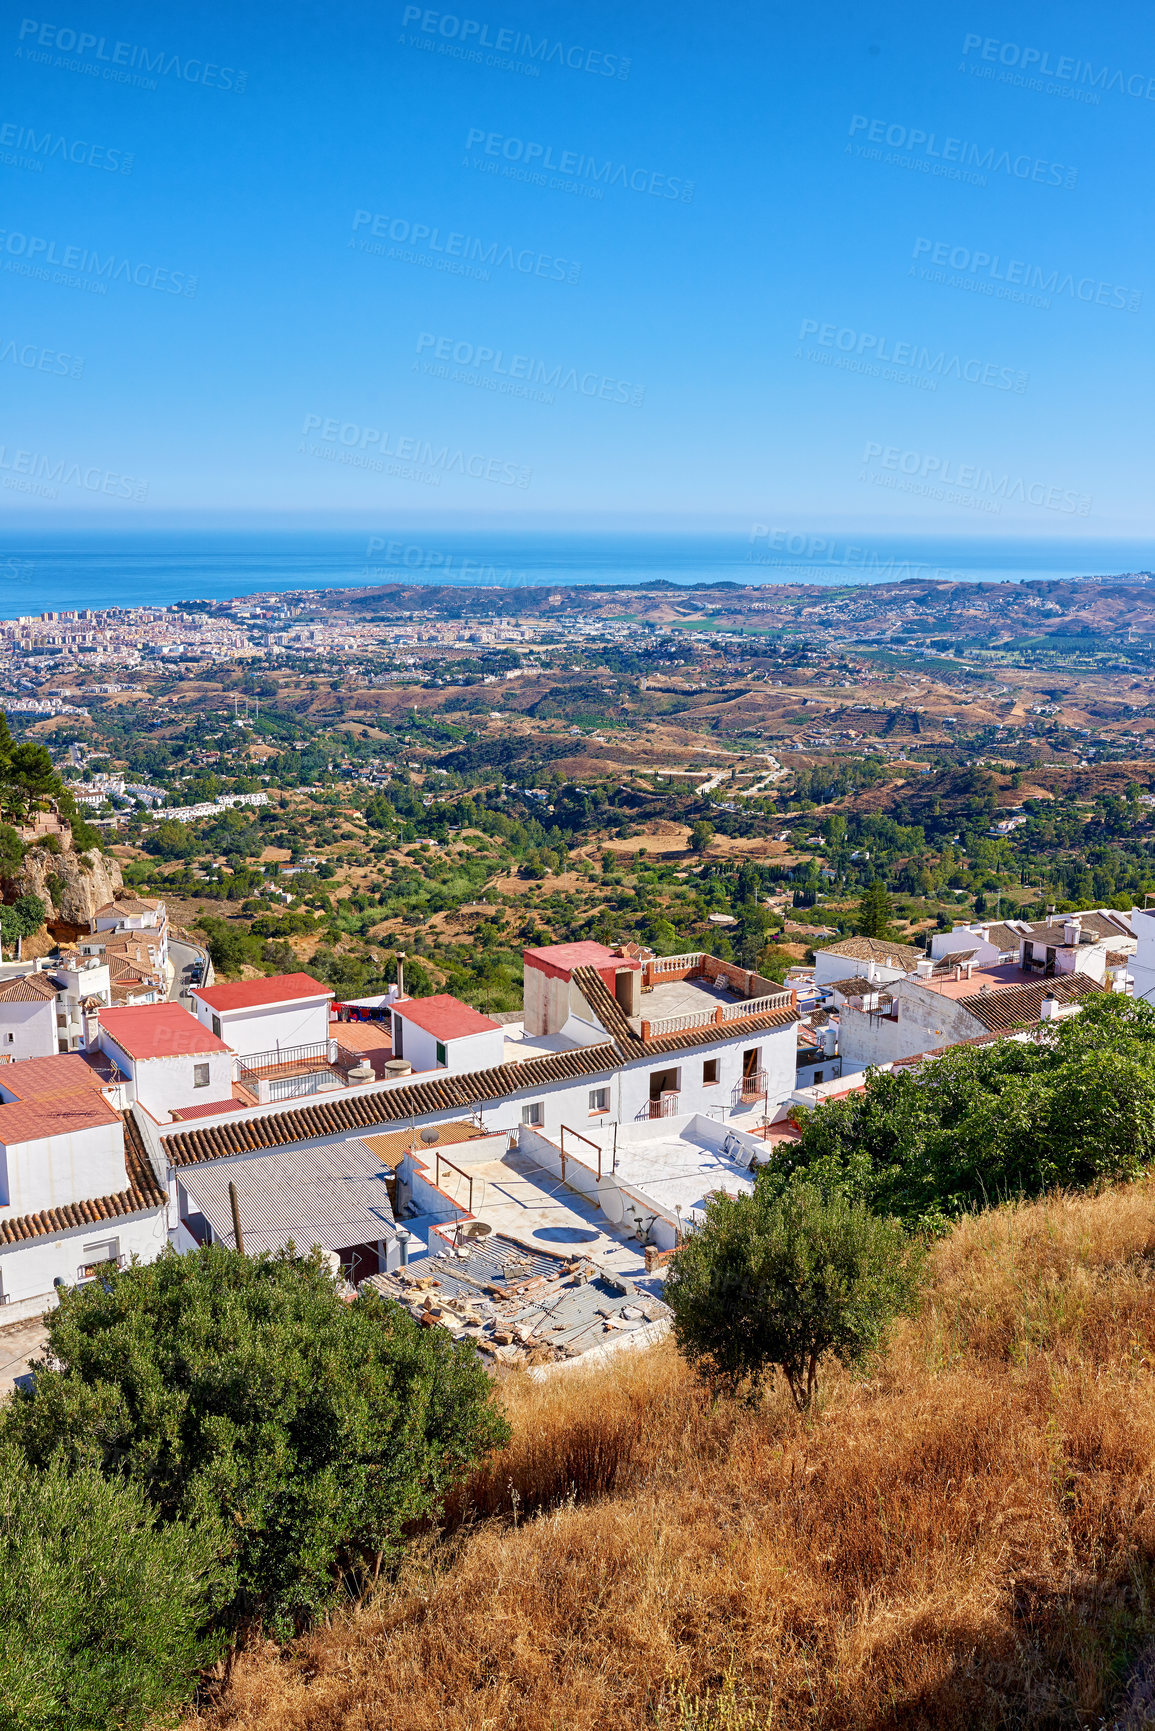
[14,847,124,925]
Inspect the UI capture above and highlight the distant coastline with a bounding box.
[0,528,1151,619]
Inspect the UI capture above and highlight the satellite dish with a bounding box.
[597,1174,626,1225]
[420,1126,440,1145]
[461,1221,492,1240]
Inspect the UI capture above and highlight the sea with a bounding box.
[0,529,1151,617]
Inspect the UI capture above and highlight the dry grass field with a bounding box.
[190,1181,1155,1731]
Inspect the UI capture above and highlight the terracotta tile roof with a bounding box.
[982,922,1028,954]
[394,994,500,1040]
[0,973,58,1003]
[570,966,642,1048]
[160,1040,621,1166]
[0,1089,120,1145]
[94,896,162,918]
[99,1004,230,1060]
[956,973,1103,1033]
[192,973,332,1014]
[524,941,628,978]
[825,975,891,997]
[158,975,799,1169]
[819,936,923,970]
[0,1111,163,1246]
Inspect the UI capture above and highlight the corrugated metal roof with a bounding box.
[178,1138,396,1256]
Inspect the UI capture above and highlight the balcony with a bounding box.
[638,1091,681,1121]
[732,1069,769,1108]
[234,1039,374,1103]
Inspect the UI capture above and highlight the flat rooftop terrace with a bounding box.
[609,1119,761,1225]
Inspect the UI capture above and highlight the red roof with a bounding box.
[192,973,333,1013]
[0,1054,109,1102]
[99,1005,230,1061]
[524,941,639,980]
[0,1053,121,1143]
[393,994,501,1041]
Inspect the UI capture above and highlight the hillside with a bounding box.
[192,1181,1155,1731]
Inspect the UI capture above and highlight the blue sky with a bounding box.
[1,0,1151,533]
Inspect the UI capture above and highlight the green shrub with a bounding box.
[3,1246,509,1638]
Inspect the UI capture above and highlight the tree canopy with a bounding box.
[665,1176,921,1408]
[780,994,1155,1232]
[2,1245,509,1639]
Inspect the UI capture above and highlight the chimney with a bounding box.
[1040,993,1060,1021]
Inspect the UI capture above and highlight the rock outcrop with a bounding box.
[13,846,124,926]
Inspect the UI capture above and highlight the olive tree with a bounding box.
[665,1177,922,1409]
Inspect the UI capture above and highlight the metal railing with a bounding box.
[560,1123,604,1179]
[732,1069,769,1107]
[637,1091,681,1121]
[236,1039,334,1083]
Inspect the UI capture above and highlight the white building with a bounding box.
[0,1053,166,1320]
[92,896,168,968]
[390,995,504,1074]
[812,935,923,991]
[97,1004,233,1124]
[190,973,333,1058]
[837,969,1105,1074]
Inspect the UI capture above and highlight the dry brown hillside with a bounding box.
[192,1182,1155,1731]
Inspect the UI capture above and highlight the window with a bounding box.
[435,1040,447,1067]
[193,1063,210,1088]
[392,1014,404,1059]
[80,1239,119,1279]
[211,1013,222,1039]
[588,1087,610,1114]
[702,1058,719,1086]
[521,1101,544,1127]
[813,1070,824,1085]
